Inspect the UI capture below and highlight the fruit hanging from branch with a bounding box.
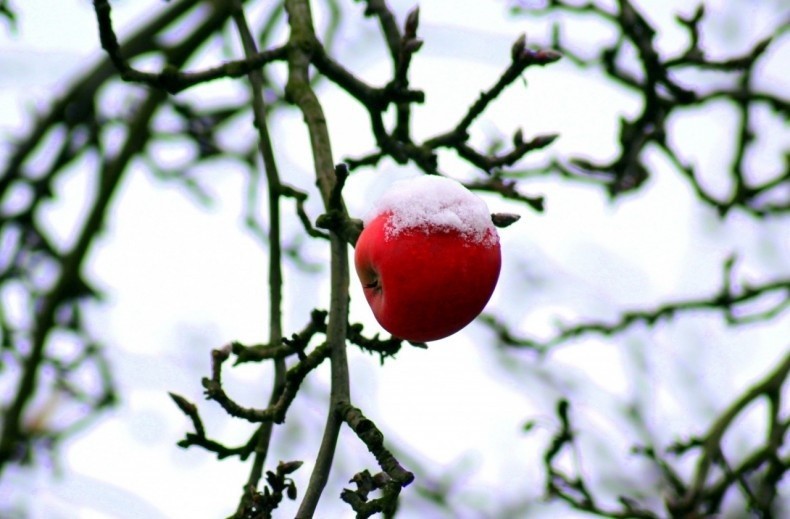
[354,176,502,342]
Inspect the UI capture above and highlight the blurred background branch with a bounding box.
[509,0,789,216]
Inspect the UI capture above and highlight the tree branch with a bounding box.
[283,1,352,515]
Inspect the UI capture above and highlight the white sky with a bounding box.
[1,0,788,518]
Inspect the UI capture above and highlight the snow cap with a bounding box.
[367,175,498,245]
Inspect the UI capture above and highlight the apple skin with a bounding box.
[354,212,501,342]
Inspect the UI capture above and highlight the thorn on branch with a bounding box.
[512,33,527,61]
[399,6,422,62]
[402,38,423,54]
[513,128,525,146]
[515,47,563,66]
[404,7,419,39]
[491,212,521,228]
[169,392,204,435]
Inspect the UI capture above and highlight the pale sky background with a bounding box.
[1,0,788,517]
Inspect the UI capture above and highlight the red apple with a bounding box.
[354,176,501,342]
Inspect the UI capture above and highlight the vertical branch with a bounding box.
[284,1,351,516]
[229,0,286,509]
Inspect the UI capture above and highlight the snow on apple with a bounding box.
[354,175,501,342]
[367,175,499,246]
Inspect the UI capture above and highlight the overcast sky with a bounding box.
[1,1,788,517]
